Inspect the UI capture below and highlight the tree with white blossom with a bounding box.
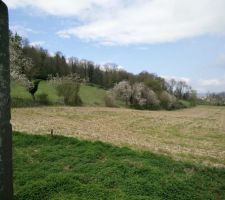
[112,81,132,106]
[9,32,34,91]
[131,82,160,108]
[108,81,160,109]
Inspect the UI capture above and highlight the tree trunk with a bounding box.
[0,1,13,199]
[32,93,35,101]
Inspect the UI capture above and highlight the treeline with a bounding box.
[10,32,197,108]
[23,44,167,91]
[13,33,166,91]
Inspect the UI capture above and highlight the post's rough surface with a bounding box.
[0,0,13,199]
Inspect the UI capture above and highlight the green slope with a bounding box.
[11,81,106,107]
[79,85,106,106]
[14,132,225,200]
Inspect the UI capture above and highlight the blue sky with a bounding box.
[5,0,225,93]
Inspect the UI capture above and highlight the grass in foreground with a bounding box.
[14,132,225,200]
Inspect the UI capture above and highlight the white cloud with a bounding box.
[10,25,36,37]
[161,75,191,84]
[199,79,224,87]
[160,76,225,93]
[196,76,225,92]
[5,0,225,45]
[56,31,71,39]
[30,41,46,47]
[161,75,225,93]
[5,0,117,17]
[100,62,125,71]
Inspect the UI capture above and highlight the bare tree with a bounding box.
[175,81,188,99]
[166,78,176,94]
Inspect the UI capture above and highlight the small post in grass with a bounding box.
[0,0,13,199]
[51,129,54,137]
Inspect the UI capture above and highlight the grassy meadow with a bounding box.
[11,81,107,107]
[14,132,225,200]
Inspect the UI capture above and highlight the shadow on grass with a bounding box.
[13,132,225,200]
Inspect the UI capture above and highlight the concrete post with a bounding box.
[0,0,13,199]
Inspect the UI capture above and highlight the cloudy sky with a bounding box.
[5,0,225,93]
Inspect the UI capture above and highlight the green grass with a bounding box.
[36,81,62,103]
[14,132,225,200]
[11,82,32,100]
[179,100,191,107]
[11,81,107,107]
[79,84,106,106]
[11,82,38,107]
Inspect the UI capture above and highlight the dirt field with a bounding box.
[12,106,225,167]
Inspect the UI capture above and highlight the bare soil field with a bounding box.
[12,106,225,167]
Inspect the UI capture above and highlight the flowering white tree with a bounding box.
[9,33,34,90]
[145,88,160,107]
[109,81,160,109]
[131,82,147,106]
[159,91,177,109]
[132,82,160,108]
[112,81,132,106]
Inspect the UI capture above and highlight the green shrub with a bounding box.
[172,101,187,109]
[37,93,50,105]
[159,91,177,110]
[49,74,83,106]
[104,92,116,107]
[49,74,82,106]
[57,83,82,106]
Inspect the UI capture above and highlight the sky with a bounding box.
[4,0,225,93]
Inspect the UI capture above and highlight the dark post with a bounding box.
[0,0,13,199]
